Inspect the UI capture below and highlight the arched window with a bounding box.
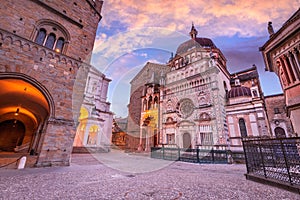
[148,96,152,110]
[239,118,247,137]
[275,127,286,138]
[143,99,147,111]
[33,20,70,54]
[55,37,65,53]
[45,33,56,49]
[35,28,46,45]
[154,96,158,108]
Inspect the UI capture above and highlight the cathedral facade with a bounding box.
[73,66,113,153]
[127,25,270,152]
[0,0,105,166]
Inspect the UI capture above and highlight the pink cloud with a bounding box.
[101,0,299,37]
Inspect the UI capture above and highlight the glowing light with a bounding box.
[14,108,19,116]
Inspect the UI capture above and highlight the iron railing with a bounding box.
[151,145,228,164]
[242,137,300,187]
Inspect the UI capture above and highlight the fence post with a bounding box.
[242,138,250,174]
[280,139,293,185]
[258,140,267,178]
[178,147,180,161]
[212,148,215,163]
[162,145,165,160]
[197,148,200,163]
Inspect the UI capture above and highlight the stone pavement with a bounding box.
[0,150,299,200]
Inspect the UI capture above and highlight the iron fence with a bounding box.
[151,146,228,164]
[242,137,300,188]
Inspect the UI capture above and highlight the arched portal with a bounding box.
[0,74,53,154]
[183,132,191,149]
[87,125,99,145]
[73,107,89,146]
[275,127,286,138]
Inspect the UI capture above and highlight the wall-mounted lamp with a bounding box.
[14,108,19,116]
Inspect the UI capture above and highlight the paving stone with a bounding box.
[0,153,299,199]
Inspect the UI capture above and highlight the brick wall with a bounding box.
[0,0,102,166]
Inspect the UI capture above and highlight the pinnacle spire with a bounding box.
[189,22,198,39]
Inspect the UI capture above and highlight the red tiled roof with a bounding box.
[228,86,252,99]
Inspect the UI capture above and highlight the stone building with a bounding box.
[159,24,230,150]
[0,0,104,166]
[260,8,300,136]
[111,117,127,150]
[226,66,269,151]
[265,94,294,138]
[73,66,113,153]
[127,25,271,152]
[127,62,169,151]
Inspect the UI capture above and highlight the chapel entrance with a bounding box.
[0,74,52,155]
[183,132,191,149]
[275,127,286,138]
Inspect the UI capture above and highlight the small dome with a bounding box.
[176,38,217,55]
[228,86,252,99]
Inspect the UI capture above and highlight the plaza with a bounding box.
[0,151,299,199]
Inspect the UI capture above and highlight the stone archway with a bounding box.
[87,125,99,145]
[275,127,286,138]
[183,132,191,149]
[0,73,54,154]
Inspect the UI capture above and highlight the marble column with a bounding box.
[292,49,300,78]
[83,123,91,146]
[279,57,291,84]
[282,55,295,83]
[287,52,299,81]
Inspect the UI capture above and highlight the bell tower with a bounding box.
[0,0,104,167]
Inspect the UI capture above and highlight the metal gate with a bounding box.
[151,145,228,164]
[242,137,300,193]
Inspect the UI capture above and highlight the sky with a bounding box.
[90,0,300,118]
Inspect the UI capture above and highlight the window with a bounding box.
[235,79,240,86]
[166,134,175,144]
[35,28,46,45]
[33,20,69,54]
[148,95,152,110]
[239,118,247,137]
[200,132,213,145]
[274,108,280,114]
[45,33,56,49]
[55,37,65,53]
[252,89,258,97]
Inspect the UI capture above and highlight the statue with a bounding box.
[268,21,274,36]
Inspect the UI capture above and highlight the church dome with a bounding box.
[176,38,217,55]
[175,23,217,55]
[227,86,252,99]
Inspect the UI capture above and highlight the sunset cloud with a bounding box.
[93,0,299,70]
[101,0,299,37]
[91,1,299,117]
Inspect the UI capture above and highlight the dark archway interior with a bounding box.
[275,127,286,138]
[0,120,25,151]
[0,78,50,153]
